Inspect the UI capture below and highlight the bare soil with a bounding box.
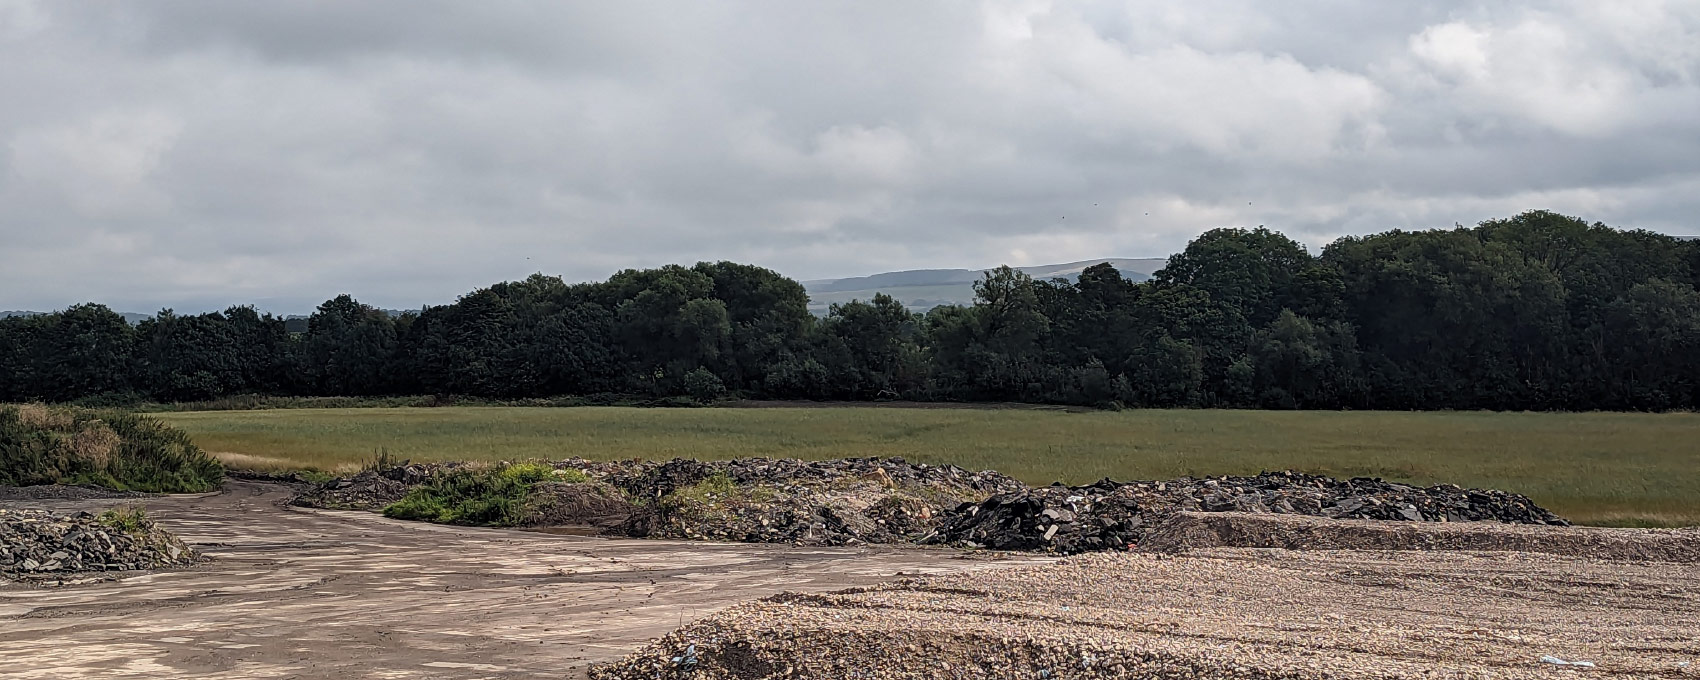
[596,533,1700,679]
[0,481,1047,679]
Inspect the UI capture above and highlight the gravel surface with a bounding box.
[0,485,155,501]
[1142,511,1700,561]
[594,516,1700,679]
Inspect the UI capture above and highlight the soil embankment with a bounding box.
[594,513,1700,679]
[293,457,1566,553]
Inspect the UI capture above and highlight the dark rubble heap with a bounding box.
[0,508,198,576]
[923,470,1569,554]
[611,457,1027,546]
[292,460,1569,554]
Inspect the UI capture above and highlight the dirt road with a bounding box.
[0,482,1047,679]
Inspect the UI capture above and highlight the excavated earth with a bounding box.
[292,458,1567,553]
[0,481,1047,679]
[6,465,1695,679]
[594,513,1700,680]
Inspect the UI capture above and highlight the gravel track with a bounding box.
[595,516,1700,679]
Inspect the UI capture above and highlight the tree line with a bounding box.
[3,210,1697,410]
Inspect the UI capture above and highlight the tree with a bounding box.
[823,293,921,397]
[19,305,138,401]
[1155,227,1337,325]
[300,295,399,395]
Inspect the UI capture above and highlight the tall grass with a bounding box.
[2,404,224,492]
[383,461,568,525]
[155,406,1700,526]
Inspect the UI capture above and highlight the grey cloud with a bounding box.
[1,0,1696,314]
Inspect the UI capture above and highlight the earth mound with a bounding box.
[293,457,1024,545]
[295,459,1572,554]
[591,529,1700,679]
[0,404,223,494]
[613,457,1025,545]
[924,470,1567,554]
[1,507,198,577]
[1140,511,1700,561]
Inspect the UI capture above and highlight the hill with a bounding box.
[802,258,1167,312]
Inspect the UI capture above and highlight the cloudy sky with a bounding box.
[3,1,1698,313]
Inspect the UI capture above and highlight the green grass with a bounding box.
[154,406,1700,527]
[97,506,150,534]
[383,461,573,526]
[2,404,224,493]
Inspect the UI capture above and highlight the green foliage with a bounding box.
[381,461,573,526]
[0,404,223,492]
[683,367,727,403]
[3,210,1698,411]
[98,505,150,534]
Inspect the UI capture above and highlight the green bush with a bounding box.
[684,368,727,403]
[383,461,581,526]
[0,404,223,493]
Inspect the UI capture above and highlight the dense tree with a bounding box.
[299,295,398,396]
[135,307,292,401]
[6,210,1697,411]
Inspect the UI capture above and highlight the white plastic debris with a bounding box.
[1539,655,1597,668]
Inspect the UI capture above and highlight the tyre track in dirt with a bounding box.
[1,481,1047,679]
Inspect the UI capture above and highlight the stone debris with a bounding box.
[295,460,1571,554]
[612,457,1025,546]
[1139,511,1700,562]
[290,462,441,511]
[0,508,198,576]
[924,469,1567,554]
[590,532,1700,679]
[0,484,156,502]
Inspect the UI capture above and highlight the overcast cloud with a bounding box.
[2,1,1697,313]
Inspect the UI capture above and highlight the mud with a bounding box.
[0,481,1047,679]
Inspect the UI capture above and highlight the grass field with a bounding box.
[153,406,1700,527]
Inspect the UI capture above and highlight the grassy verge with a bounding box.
[2,404,223,493]
[122,394,701,413]
[154,406,1700,527]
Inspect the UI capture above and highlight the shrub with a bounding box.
[0,404,223,493]
[683,368,726,403]
[383,461,581,526]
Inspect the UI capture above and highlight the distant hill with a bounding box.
[802,258,1168,313]
[2,310,153,324]
[2,308,413,328]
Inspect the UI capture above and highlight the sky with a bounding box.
[2,1,1698,314]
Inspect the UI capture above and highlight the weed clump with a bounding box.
[383,461,584,526]
[97,505,150,534]
[0,404,223,493]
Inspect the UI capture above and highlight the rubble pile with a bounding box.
[294,460,1571,554]
[290,462,446,511]
[615,457,1026,546]
[924,470,1568,554]
[292,456,1023,546]
[0,508,198,575]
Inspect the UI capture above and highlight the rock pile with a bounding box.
[614,457,1025,546]
[292,457,1025,546]
[923,470,1568,554]
[294,460,1571,555]
[0,508,198,575]
[290,462,440,511]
